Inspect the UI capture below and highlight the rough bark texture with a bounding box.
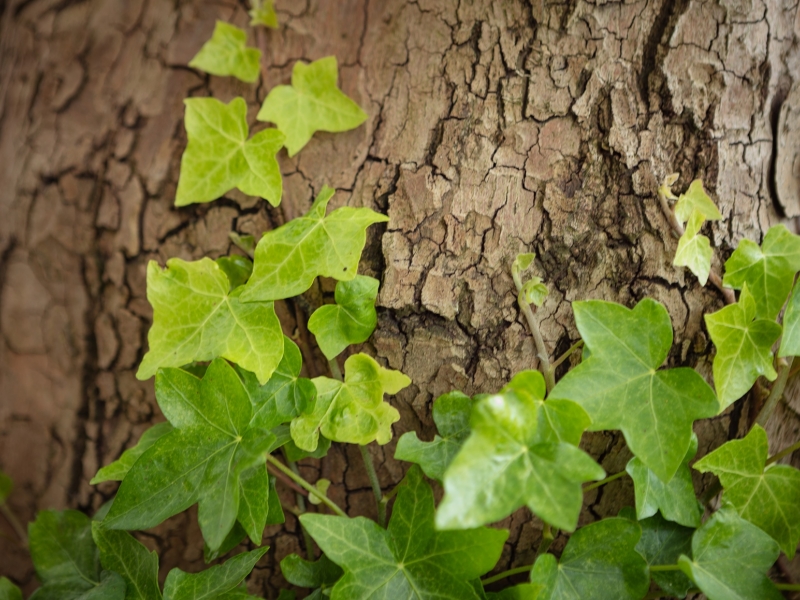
[1,0,799,596]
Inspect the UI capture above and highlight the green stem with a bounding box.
[776,584,800,591]
[480,565,533,586]
[583,470,628,492]
[649,564,681,572]
[755,357,794,428]
[329,357,343,381]
[535,522,555,559]
[266,455,347,518]
[550,339,584,374]
[360,444,386,527]
[284,455,316,558]
[512,271,554,392]
[767,439,800,466]
[0,503,27,547]
[378,481,401,516]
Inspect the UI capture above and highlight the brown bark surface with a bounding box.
[1,0,799,597]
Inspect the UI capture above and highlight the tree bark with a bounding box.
[1,0,799,596]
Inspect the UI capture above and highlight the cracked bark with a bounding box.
[1,0,799,597]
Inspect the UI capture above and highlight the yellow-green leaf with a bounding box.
[673,209,713,285]
[188,21,261,83]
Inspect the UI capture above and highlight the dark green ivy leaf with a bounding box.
[395,391,473,481]
[163,548,268,600]
[92,523,161,600]
[678,509,782,600]
[308,275,379,360]
[301,465,507,599]
[216,256,253,291]
[91,422,173,485]
[280,553,343,592]
[550,299,719,482]
[530,518,649,600]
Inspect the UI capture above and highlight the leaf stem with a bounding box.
[582,470,628,492]
[776,584,800,591]
[550,339,584,374]
[535,522,555,559]
[278,451,316,559]
[266,455,347,518]
[359,444,386,527]
[328,357,343,382]
[755,357,794,428]
[480,565,533,586]
[767,439,800,466]
[266,463,308,497]
[649,564,681,572]
[0,503,27,547]
[512,271,554,392]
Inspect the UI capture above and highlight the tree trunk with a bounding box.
[1,0,799,596]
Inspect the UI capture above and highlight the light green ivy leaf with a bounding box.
[92,523,162,600]
[723,224,800,320]
[779,279,800,357]
[0,578,22,600]
[188,21,261,83]
[673,179,722,224]
[175,97,284,207]
[301,465,507,600]
[242,186,388,302]
[106,359,278,552]
[436,372,604,532]
[249,1,278,28]
[550,299,719,482]
[290,353,409,451]
[395,391,473,482]
[91,422,173,484]
[521,277,548,307]
[163,548,268,600]
[257,56,368,156]
[673,209,713,285]
[529,518,649,600]
[693,424,800,558]
[625,434,702,528]
[137,258,284,385]
[678,508,782,600]
[308,275,379,359]
[705,284,781,408]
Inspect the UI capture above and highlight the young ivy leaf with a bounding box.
[0,578,22,600]
[91,422,173,484]
[673,209,713,285]
[29,510,125,600]
[175,97,284,207]
[163,547,268,600]
[723,224,800,320]
[242,186,388,302]
[673,179,722,224]
[625,434,702,528]
[308,275,379,360]
[678,508,782,600]
[394,391,473,481]
[290,353,410,451]
[779,279,800,357]
[136,258,284,385]
[106,359,279,552]
[249,0,278,28]
[521,277,548,307]
[529,518,649,600]
[257,56,368,156]
[549,299,719,482]
[693,425,800,558]
[436,371,604,532]
[705,284,781,409]
[188,21,261,83]
[301,465,507,600]
[235,336,317,430]
[91,523,162,600]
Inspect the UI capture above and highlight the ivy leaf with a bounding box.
[301,465,507,600]
[280,554,343,591]
[163,547,268,600]
[673,210,713,285]
[625,434,702,528]
[619,509,696,597]
[290,353,409,451]
[550,299,719,482]
[395,391,473,481]
[175,97,284,207]
[216,256,253,291]
[436,376,604,532]
[529,518,649,600]
[257,57,368,156]
[28,510,125,600]
[779,280,800,357]
[308,275,379,359]
[512,253,535,278]
[249,1,278,28]
[242,186,388,301]
[136,258,284,385]
[0,470,12,503]
[106,360,278,551]
[485,584,543,599]
[693,424,800,557]
[674,179,722,224]
[92,523,161,600]
[521,278,548,307]
[678,509,782,600]
[284,436,332,461]
[705,284,781,408]
[235,337,316,430]
[236,464,270,545]
[0,578,22,600]
[188,21,261,83]
[91,422,173,484]
[723,224,800,319]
